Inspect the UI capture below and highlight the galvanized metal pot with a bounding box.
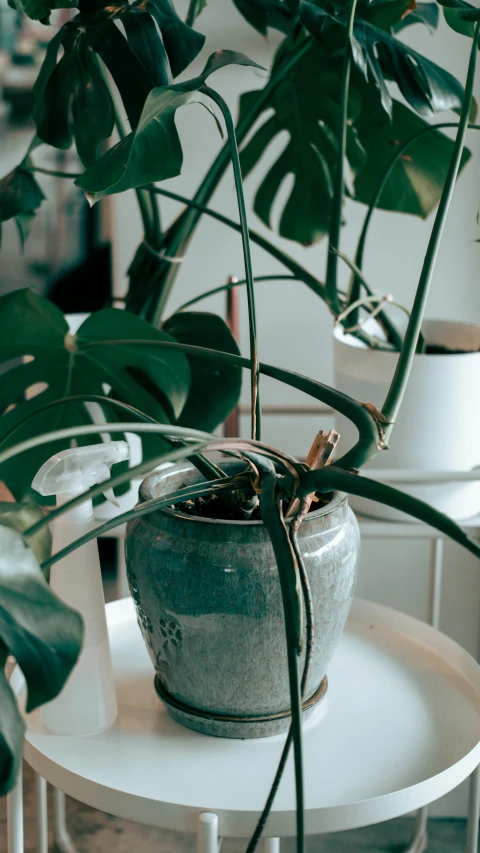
[125,462,360,738]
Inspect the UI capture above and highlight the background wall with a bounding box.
[110,0,480,816]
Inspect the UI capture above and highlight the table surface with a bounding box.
[19,597,480,838]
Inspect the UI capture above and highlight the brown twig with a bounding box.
[286,429,339,518]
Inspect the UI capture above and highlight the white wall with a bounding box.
[111,0,480,816]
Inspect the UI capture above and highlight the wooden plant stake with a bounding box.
[286,429,340,518]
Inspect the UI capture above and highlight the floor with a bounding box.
[0,762,471,853]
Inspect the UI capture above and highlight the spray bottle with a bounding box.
[33,441,130,736]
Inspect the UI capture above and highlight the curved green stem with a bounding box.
[148,39,312,321]
[299,466,480,560]
[177,274,298,311]
[40,475,247,570]
[28,166,81,179]
[324,0,358,316]
[199,85,260,441]
[146,184,326,299]
[0,394,223,480]
[381,22,480,436]
[81,337,380,467]
[348,121,480,333]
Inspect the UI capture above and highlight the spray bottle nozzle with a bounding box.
[32,441,130,503]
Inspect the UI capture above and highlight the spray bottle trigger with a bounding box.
[103,487,120,508]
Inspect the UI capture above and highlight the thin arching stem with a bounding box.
[177,275,298,311]
[348,121,480,333]
[199,85,261,442]
[149,39,312,320]
[381,23,480,434]
[324,0,358,316]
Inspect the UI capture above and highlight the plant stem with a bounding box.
[177,274,297,311]
[147,184,326,299]
[348,121,480,338]
[147,39,312,321]
[324,0,358,316]
[200,85,261,441]
[381,23,480,433]
[28,166,81,179]
[82,337,381,459]
[40,475,249,570]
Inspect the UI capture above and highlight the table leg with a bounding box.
[197,812,218,853]
[466,765,480,853]
[264,838,280,853]
[7,764,23,853]
[54,789,79,853]
[403,806,428,853]
[35,774,48,853]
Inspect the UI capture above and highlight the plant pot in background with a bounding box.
[334,319,480,521]
[125,461,360,739]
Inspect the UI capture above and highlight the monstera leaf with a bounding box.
[33,25,115,166]
[0,523,83,794]
[163,312,242,431]
[239,42,366,245]
[299,0,465,118]
[238,27,467,244]
[354,100,471,215]
[0,503,51,566]
[30,0,204,158]
[75,50,263,201]
[0,289,190,500]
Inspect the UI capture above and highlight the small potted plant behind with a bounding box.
[0,4,480,853]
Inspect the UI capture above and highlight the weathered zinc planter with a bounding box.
[125,462,360,738]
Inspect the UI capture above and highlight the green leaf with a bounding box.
[85,20,155,129]
[163,311,242,431]
[0,289,190,500]
[7,0,76,22]
[437,0,480,38]
[0,163,44,225]
[300,0,465,118]
[231,0,291,34]
[239,42,365,245]
[75,50,263,200]
[33,27,115,163]
[186,0,207,26]
[0,502,51,565]
[0,654,25,797]
[354,100,471,217]
[145,0,206,77]
[0,524,83,794]
[393,2,439,33]
[0,151,45,249]
[72,40,116,167]
[122,8,171,87]
[33,34,80,150]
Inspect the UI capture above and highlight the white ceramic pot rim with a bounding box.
[334,318,480,355]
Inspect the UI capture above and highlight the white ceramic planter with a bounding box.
[334,319,480,520]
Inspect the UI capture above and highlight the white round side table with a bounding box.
[8,597,480,853]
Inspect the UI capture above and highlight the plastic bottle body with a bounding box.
[41,499,118,736]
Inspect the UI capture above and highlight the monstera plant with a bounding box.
[0,6,480,853]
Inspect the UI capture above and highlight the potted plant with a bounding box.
[0,3,479,853]
[1,0,479,511]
